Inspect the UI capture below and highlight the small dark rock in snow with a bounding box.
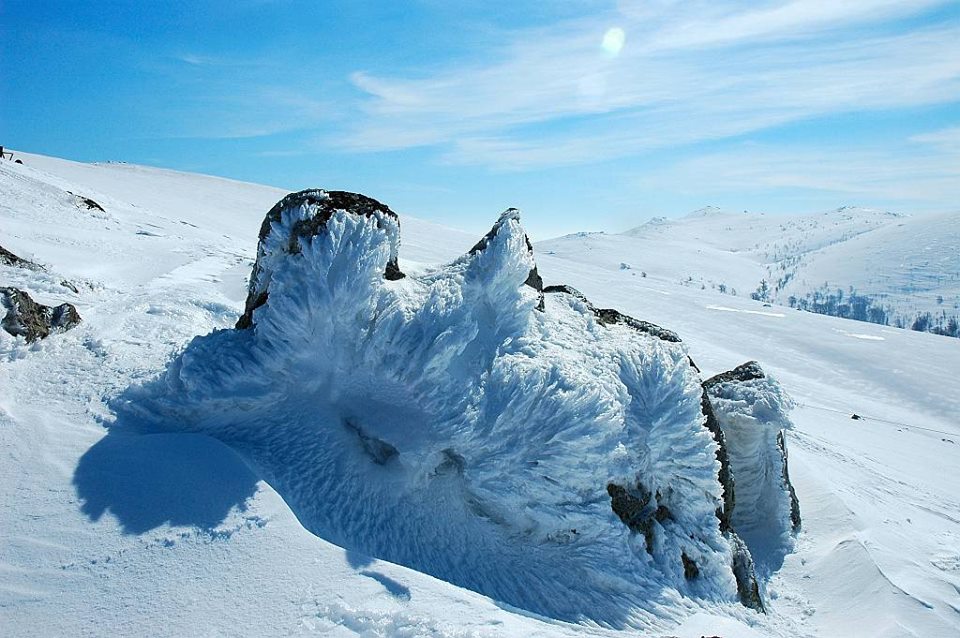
[0,244,46,272]
[67,191,106,212]
[681,552,699,579]
[1,287,81,342]
[345,418,399,465]
[1,245,81,293]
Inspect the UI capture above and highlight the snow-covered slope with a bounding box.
[2,153,959,638]
[539,206,960,336]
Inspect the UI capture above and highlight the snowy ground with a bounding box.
[539,205,960,333]
[1,152,958,637]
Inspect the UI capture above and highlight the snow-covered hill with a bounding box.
[2,153,959,638]
[539,206,960,336]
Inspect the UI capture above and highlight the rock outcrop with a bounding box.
[1,244,80,293]
[543,284,681,342]
[704,361,801,577]
[124,189,798,625]
[236,190,404,329]
[1,287,81,342]
[1,244,45,272]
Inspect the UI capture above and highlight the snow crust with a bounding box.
[119,193,746,625]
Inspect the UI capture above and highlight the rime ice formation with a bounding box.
[705,362,801,572]
[120,190,798,626]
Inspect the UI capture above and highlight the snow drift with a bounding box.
[118,190,799,626]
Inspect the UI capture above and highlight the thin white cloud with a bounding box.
[339,1,959,169]
[636,0,946,50]
[911,126,960,151]
[632,142,960,207]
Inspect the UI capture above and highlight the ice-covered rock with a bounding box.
[0,287,81,342]
[543,284,681,342]
[120,189,797,626]
[704,362,801,569]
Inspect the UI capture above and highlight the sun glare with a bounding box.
[601,27,625,56]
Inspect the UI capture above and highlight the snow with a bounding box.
[707,305,787,318]
[541,205,960,333]
[2,152,959,637]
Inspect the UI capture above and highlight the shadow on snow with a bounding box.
[73,425,258,535]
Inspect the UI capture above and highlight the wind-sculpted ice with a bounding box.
[122,190,791,627]
[705,362,801,565]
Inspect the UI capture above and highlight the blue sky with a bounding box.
[2,0,959,239]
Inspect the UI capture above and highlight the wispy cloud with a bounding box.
[911,126,960,152]
[632,140,960,208]
[338,1,959,169]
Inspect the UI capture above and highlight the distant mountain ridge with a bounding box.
[541,206,959,337]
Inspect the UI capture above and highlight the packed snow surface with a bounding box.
[2,152,959,637]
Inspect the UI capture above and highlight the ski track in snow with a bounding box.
[706,305,787,318]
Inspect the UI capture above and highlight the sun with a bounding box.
[602,27,626,56]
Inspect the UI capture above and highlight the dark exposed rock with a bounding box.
[607,481,676,555]
[238,190,404,329]
[700,390,735,532]
[345,418,398,465]
[542,284,590,304]
[593,308,682,342]
[60,280,80,294]
[543,284,682,343]
[607,482,652,529]
[778,431,802,532]
[681,552,699,579]
[728,531,764,611]
[67,191,105,212]
[0,244,45,272]
[236,292,268,330]
[703,360,766,387]
[1,287,81,342]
